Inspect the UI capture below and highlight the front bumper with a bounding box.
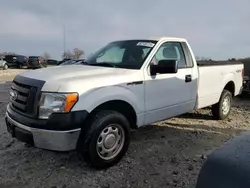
[5,112,81,151]
[5,104,89,151]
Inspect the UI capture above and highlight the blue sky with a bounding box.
[0,0,249,60]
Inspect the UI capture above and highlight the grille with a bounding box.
[10,80,38,116]
[10,81,31,112]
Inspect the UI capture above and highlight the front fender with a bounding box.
[72,85,144,115]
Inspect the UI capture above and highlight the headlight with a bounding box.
[39,92,78,119]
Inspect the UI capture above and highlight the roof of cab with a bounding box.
[150,36,187,42]
[114,37,188,43]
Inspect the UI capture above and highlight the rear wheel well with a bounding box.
[224,81,235,96]
[91,100,137,129]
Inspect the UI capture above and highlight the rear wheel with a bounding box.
[212,90,232,120]
[3,64,8,70]
[77,110,131,169]
[18,63,23,69]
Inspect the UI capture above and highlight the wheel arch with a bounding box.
[72,85,144,128]
[223,81,235,96]
[90,100,138,129]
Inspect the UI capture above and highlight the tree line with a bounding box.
[62,48,84,60]
[0,47,85,61]
[1,50,249,63]
[43,48,84,60]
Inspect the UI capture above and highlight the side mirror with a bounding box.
[150,60,178,75]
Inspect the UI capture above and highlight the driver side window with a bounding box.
[150,42,186,68]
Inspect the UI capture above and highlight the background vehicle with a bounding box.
[59,59,86,66]
[0,57,8,70]
[27,56,47,69]
[74,59,86,65]
[5,37,243,169]
[3,55,27,68]
[57,58,71,65]
[58,59,77,66]
[46,59,58,66]
[242,60,250,93]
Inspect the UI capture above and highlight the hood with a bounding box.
[20,65,142,92]
[21,65,127,81]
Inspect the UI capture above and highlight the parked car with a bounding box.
[57,58,71,65]
[46,59,58,66]
[27,56,47,69]
[242,60,250,94]
[5,37,243,169]
[242,76,250,94]
[0,57,8,70]
[59,59,77,66]
[74,59,86,65]
[3,55,28,69]
[58,59,85,66]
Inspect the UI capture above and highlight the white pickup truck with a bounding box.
[5,37,243,168]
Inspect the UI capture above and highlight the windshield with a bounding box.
[29,56,39,61]
[86,40,157,69]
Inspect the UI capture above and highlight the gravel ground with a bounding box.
[0,69,27,83]
[0,69,250,188]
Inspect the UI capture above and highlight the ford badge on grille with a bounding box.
[10,89,18,101]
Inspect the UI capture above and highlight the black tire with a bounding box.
[3,64,8,70]
[77,110,131,169]
[18,63,23,69]
[212,90,232,120]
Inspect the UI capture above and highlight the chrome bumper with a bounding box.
[5,112,81,151]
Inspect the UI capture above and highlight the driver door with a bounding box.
[144,42,196,125]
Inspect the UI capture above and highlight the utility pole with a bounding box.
[63,22,66,55]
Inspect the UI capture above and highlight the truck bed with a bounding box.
[197,61,242,66]
[196,61,243,109]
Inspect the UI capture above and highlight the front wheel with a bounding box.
[77,110,131,169]
[212,90,232,120]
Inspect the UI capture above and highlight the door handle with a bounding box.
[185,75,192,83]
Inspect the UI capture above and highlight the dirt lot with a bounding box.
[0,69,250,188]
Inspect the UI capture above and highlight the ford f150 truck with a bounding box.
[5,37,243,169]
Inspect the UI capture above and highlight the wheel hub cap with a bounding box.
[104,134,116,148]
[96,124,125,160]
[222,96,230,115]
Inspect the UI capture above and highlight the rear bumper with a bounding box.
[27,62,41,68]
[5,112,81,151]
